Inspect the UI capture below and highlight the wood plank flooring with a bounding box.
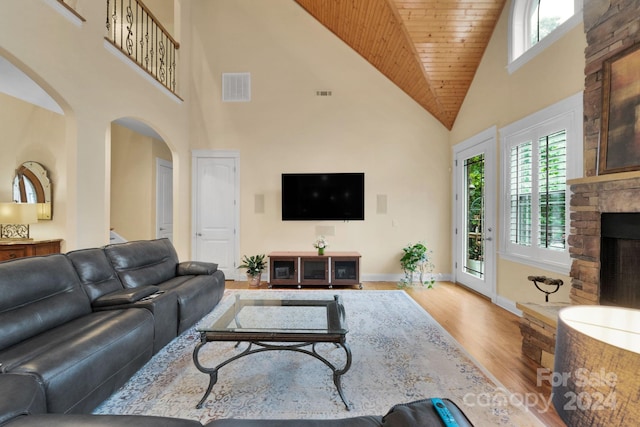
[226,280,564,426]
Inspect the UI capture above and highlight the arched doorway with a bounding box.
[110,118,173,242]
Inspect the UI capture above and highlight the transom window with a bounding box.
[529,1,575,48]
[509,0,583,73]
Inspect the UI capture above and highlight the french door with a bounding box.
[453,128,496,300]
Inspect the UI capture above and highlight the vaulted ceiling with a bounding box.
[294,0,507,130]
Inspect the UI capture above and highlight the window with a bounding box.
[500,93,582,273]
[509,130,567,249]
[508,0,583,73]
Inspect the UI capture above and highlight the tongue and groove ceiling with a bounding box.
[294,0,507,130]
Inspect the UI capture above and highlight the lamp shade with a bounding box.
[0,202,39,224]
[552,305,640,426]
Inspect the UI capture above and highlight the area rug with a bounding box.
[94,290,542,426]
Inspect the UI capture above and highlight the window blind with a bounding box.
[538,130,567,250]
[509,141,533,246]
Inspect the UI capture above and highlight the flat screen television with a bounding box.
[282,173,365,221]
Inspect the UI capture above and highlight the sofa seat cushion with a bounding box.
[4,414,203,427]
[0,374,46,426]
[0,309,154,414]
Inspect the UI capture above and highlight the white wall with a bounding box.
[187,0,452,278]
[0,0,191,255]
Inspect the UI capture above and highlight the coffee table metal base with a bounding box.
[193,336,352,410]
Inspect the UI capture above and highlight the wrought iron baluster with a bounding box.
[125,1,133,55]
[159,38,166,84]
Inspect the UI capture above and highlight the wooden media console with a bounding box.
[268,251,362,289]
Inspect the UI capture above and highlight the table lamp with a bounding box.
[0,202,39,239]
[552,305,640,426]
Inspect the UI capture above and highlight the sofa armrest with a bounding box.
[177,261,218,276]
[92,286,161,307]
[4,415,203,427]
[381,398,474,427]
[0,374,46,426]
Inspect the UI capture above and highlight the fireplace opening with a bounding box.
[600,213,640,309]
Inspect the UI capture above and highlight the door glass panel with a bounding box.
[464,154,485,279]
[302,260,327,280]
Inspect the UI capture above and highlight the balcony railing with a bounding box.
[56,0,86,22]
[105,0,179,94]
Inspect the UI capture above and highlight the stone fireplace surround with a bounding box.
[517,0,640,369]
[569,172,640,305]
[569,0,640,306]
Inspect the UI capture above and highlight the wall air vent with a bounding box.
[316,90,332,96]
[222,73,251,102]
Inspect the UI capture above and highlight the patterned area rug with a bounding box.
[94,290,542,426]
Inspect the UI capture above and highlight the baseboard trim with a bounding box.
[495,295,522,316]
[361,273,453,283]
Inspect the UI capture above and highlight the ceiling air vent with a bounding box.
[222,73,251,102]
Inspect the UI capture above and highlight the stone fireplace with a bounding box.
[569,176,640,306]
[567,0,640,307]
[518,0,640,369]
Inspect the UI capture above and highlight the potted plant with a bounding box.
[238,254,266,287]
[399,241,435,288]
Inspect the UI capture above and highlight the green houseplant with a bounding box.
[238,254,266,287]
[399,242,435,288]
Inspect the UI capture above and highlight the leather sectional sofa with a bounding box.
[0,238,225,415]
[1,372,473,426]
[0,238,473,426]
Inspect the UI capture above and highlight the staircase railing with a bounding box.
[105,0,179,94]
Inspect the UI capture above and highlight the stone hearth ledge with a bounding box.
[516,302,570,369]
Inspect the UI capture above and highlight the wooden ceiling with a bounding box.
[294,0,507,129]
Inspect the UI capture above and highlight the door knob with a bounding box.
[484,237,493,241]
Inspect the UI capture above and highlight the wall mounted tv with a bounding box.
[282,173,365,221]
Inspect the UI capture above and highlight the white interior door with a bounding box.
[453,128,496,300]
[156,158,173,241]
[192,151,239,279]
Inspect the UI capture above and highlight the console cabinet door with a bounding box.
[300,257,329,285]
[269,256,298,286]
[331,257,360,286]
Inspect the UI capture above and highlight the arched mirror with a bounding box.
[13,161,53,220]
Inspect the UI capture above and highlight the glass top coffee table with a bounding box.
[193,294,352,410]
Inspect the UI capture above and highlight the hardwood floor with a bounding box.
[226,280,564,426]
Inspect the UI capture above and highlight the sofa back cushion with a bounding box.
[66,248,125,302]
[104,238,179,289]
[0,254,92,351]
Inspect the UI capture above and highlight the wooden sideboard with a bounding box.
[0,239,63,261]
